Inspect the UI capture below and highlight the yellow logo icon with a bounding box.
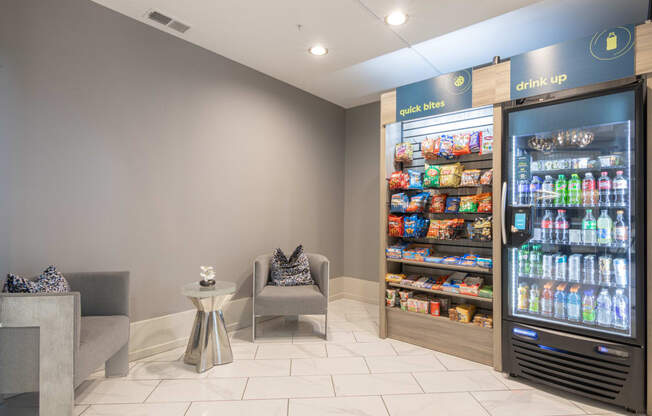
[606,32,617,51]
[454,75,465,87]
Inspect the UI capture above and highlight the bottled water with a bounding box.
[597,210,613,246]
[612,170,627,206]
[518,177,530,206]
[554,209,569,244]
[582,209,597,245]
[598,172,611,206]
[529,176,542,206]
[542,175,554,207]
[613,289,629,330]
[596,289,613,327]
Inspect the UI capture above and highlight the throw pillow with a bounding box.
[2,265,70,293]
[269,245,314,286]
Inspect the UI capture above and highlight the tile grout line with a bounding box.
[241,377,250,400]
[141,379,163,404]
[468,390,493,416]
[409,372,426,394]
[380,395,392,416]
[286,398,290,416]
[182,401,192,416]
[330,374,337,397]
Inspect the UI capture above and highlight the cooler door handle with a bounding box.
[501,181,508,244]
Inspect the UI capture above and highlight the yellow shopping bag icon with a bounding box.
[606,32,617,51]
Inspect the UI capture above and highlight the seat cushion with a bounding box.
[75,315,129,386]
[255,284,325,315]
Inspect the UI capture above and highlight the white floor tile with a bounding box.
[186,399,287,416]
[414,370,509,393]
[289,396,389,416]
[292,331,356,344]
[75,379,160,405]
[326,342,396,357]
[571,398,631,415]
[128,361,205,380]
[291,357,369,375]
[388,339,435,356]
[328,320,378,332]
[256,343,326,359]
[471,390,585,416]
[433,351,493,371]
[365,355,446,373]
[74,405,89,416]
[205,359,290,378]
[352,330,383,343]
[231,343,259,360]
[135,347,185,363]
[332,373,422,396]
[145,378,246,402]
[383,392,490,416]
[491,372,535,390]
[243,375,334,399]
[81,402,189,416]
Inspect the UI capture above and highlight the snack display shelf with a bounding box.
[388,184,492,193]
[386,258,491,274]
[385,306,493,330]
[530,165,626,175]
[398,236,492,248]
[388,282,493,303]
[425,212,491,220]
[404,153,494,165]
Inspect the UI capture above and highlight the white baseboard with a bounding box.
[329,276,379,305]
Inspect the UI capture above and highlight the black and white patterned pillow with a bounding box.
[269,245,314,286]
[2,265,70,293]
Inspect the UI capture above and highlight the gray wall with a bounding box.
[0,0,345,321]
[343,102,380,282]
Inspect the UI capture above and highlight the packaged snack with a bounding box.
[459,276,484,296]
[430,300,441,316]
[389,171,409,190]
[385,273,406,283]
[415,297,430,314]
[456,304,477,323]
[480,135,493,155]
[442,256,461,265]
[479,285,493,299]
[398,290,413,301]
[386,289,398,307]
[424,256,444,263]
[395,142,413,162]
[452,133,471,156]
[459,254,478,267]
[444,197,460,213]
[469,131,482,153]
[429,193,447,213]
[438,135,455,159]
[407,298,418,313]
[449,308,459,321]
[428,219,465,239]
[403,247,430,261]
[423,163,441,188]
[438,297,451,313]
[439,163,462,187]
[460,169,481,187]
[468,217,492,241]
[400,299,408,311]
[406,192,429,213]
[479,169,493,185]
[407,169,423,189]
[431,276,447,290]
[477,257,493,269]
[385,243,407,259]
[421,136,440,160]
[388,215,404,237]
[443,273,465,293]
[390,193,409,213]
[477,193,492,213]
[459,195,479,213]
[403,215,428,238]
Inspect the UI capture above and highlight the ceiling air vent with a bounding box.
[146,10,190,34]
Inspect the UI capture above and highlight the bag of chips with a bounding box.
[468,216,492,241]
[459,195,479,213]
[395,142,413,162]
[421,136,440,160]
[469,131,482,153]
[480,135,493,155]
[438,135,455,159]
[452,134,471,156]
[460,169,481,187]
[407,193,429,213]
[439,163,462,187]
[429,193,447,213]
[390,193,409,213]
[404,215,429,238]
[389,171,408,190]
[445,197,460,213]
[407,169,423,189]
[388,215,404,237]
[479,169,493,185]
[477,193,492,213]
[423,163,441,188]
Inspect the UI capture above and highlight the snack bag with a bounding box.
[426,220,441,239]
[421,136,440,160]
[459,195,479,213]
[445,197,460,213]
[438,135,455,159]
[395,142,413,162]
[429,193,447,213]
[404,215,424,238]
[390,193,409,213]
[480,135,493,155]
[423,163,441,188]
[468,216,492,241]
[388,215,404,237]
[406,192,429,213]
[460,169,481,187]
[479,169,493,185]
[389,171,407,190]
[452,133,471,156]
[407,169,423,189]
[469,131,482,153]
[477,193,492,213]
[439,163,462,187]
[459,254,478,267]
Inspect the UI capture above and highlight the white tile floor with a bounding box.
[0,299,635,415]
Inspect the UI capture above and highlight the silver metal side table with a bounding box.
[182,281,236,373]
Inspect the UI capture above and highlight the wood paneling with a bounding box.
[472,62,510,107]
[380,91,397,126]
[635,23,652,76]
[491,104,503,372]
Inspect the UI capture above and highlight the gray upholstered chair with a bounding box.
[0,271,130,416]
[252,253,329,340]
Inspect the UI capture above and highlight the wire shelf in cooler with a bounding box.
[515,275,628,290]
[530,165,628,175]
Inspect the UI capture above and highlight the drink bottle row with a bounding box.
[517,282,629,329]
[517,245,628,287]
[535,208,628,246]
[517,171,628,207]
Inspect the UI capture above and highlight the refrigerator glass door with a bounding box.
[505,89,638,340]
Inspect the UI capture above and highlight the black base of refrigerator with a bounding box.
[502,320,645,413]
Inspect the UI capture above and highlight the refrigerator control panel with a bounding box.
[509,207,531,246]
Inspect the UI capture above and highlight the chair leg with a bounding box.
[105,343,129,378]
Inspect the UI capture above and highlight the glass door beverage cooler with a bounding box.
[501,82,645,413]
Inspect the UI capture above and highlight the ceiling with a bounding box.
[91,0,647,108]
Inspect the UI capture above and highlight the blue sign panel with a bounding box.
[396,68,472,122]
[511,25,635,99]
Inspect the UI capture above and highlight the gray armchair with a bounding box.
[0,271,130,416]
[253,253,329,340]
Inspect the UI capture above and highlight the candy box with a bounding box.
[442,272,467,293]
[424,256,444,263]
[415,298,430,314]
[456,304,476,323]
[459,276,484,296]
[386,289,398,307]
[385,273,405,283]
[398,290,413,301]
[385,244,406,259]
[407,298,418,313]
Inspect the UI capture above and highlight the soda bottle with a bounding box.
[567,285,581,322]
[582,209,597,245]
[568,174,581,206]
[554,174,568,206]
[529,284,540,314]
[596,289,613,327]
[529,245,542,278]
[541,283,554,317]
[598,172,611,206]
[541,175,554,206]
[613,170,628,206]
[541,210,554,243]
[614,210,628,246]
[554,209,569,244]
[554,283,567,320]
[582,290,596,325]
[597,210,613,246]
[613,289,628,330]
[582,172,597,206]
[518,245,530,276]
[529,176,542,206]
[518,177,530,206]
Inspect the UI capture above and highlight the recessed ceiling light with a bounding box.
[385,11,407,26]
[309,45,328,56]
